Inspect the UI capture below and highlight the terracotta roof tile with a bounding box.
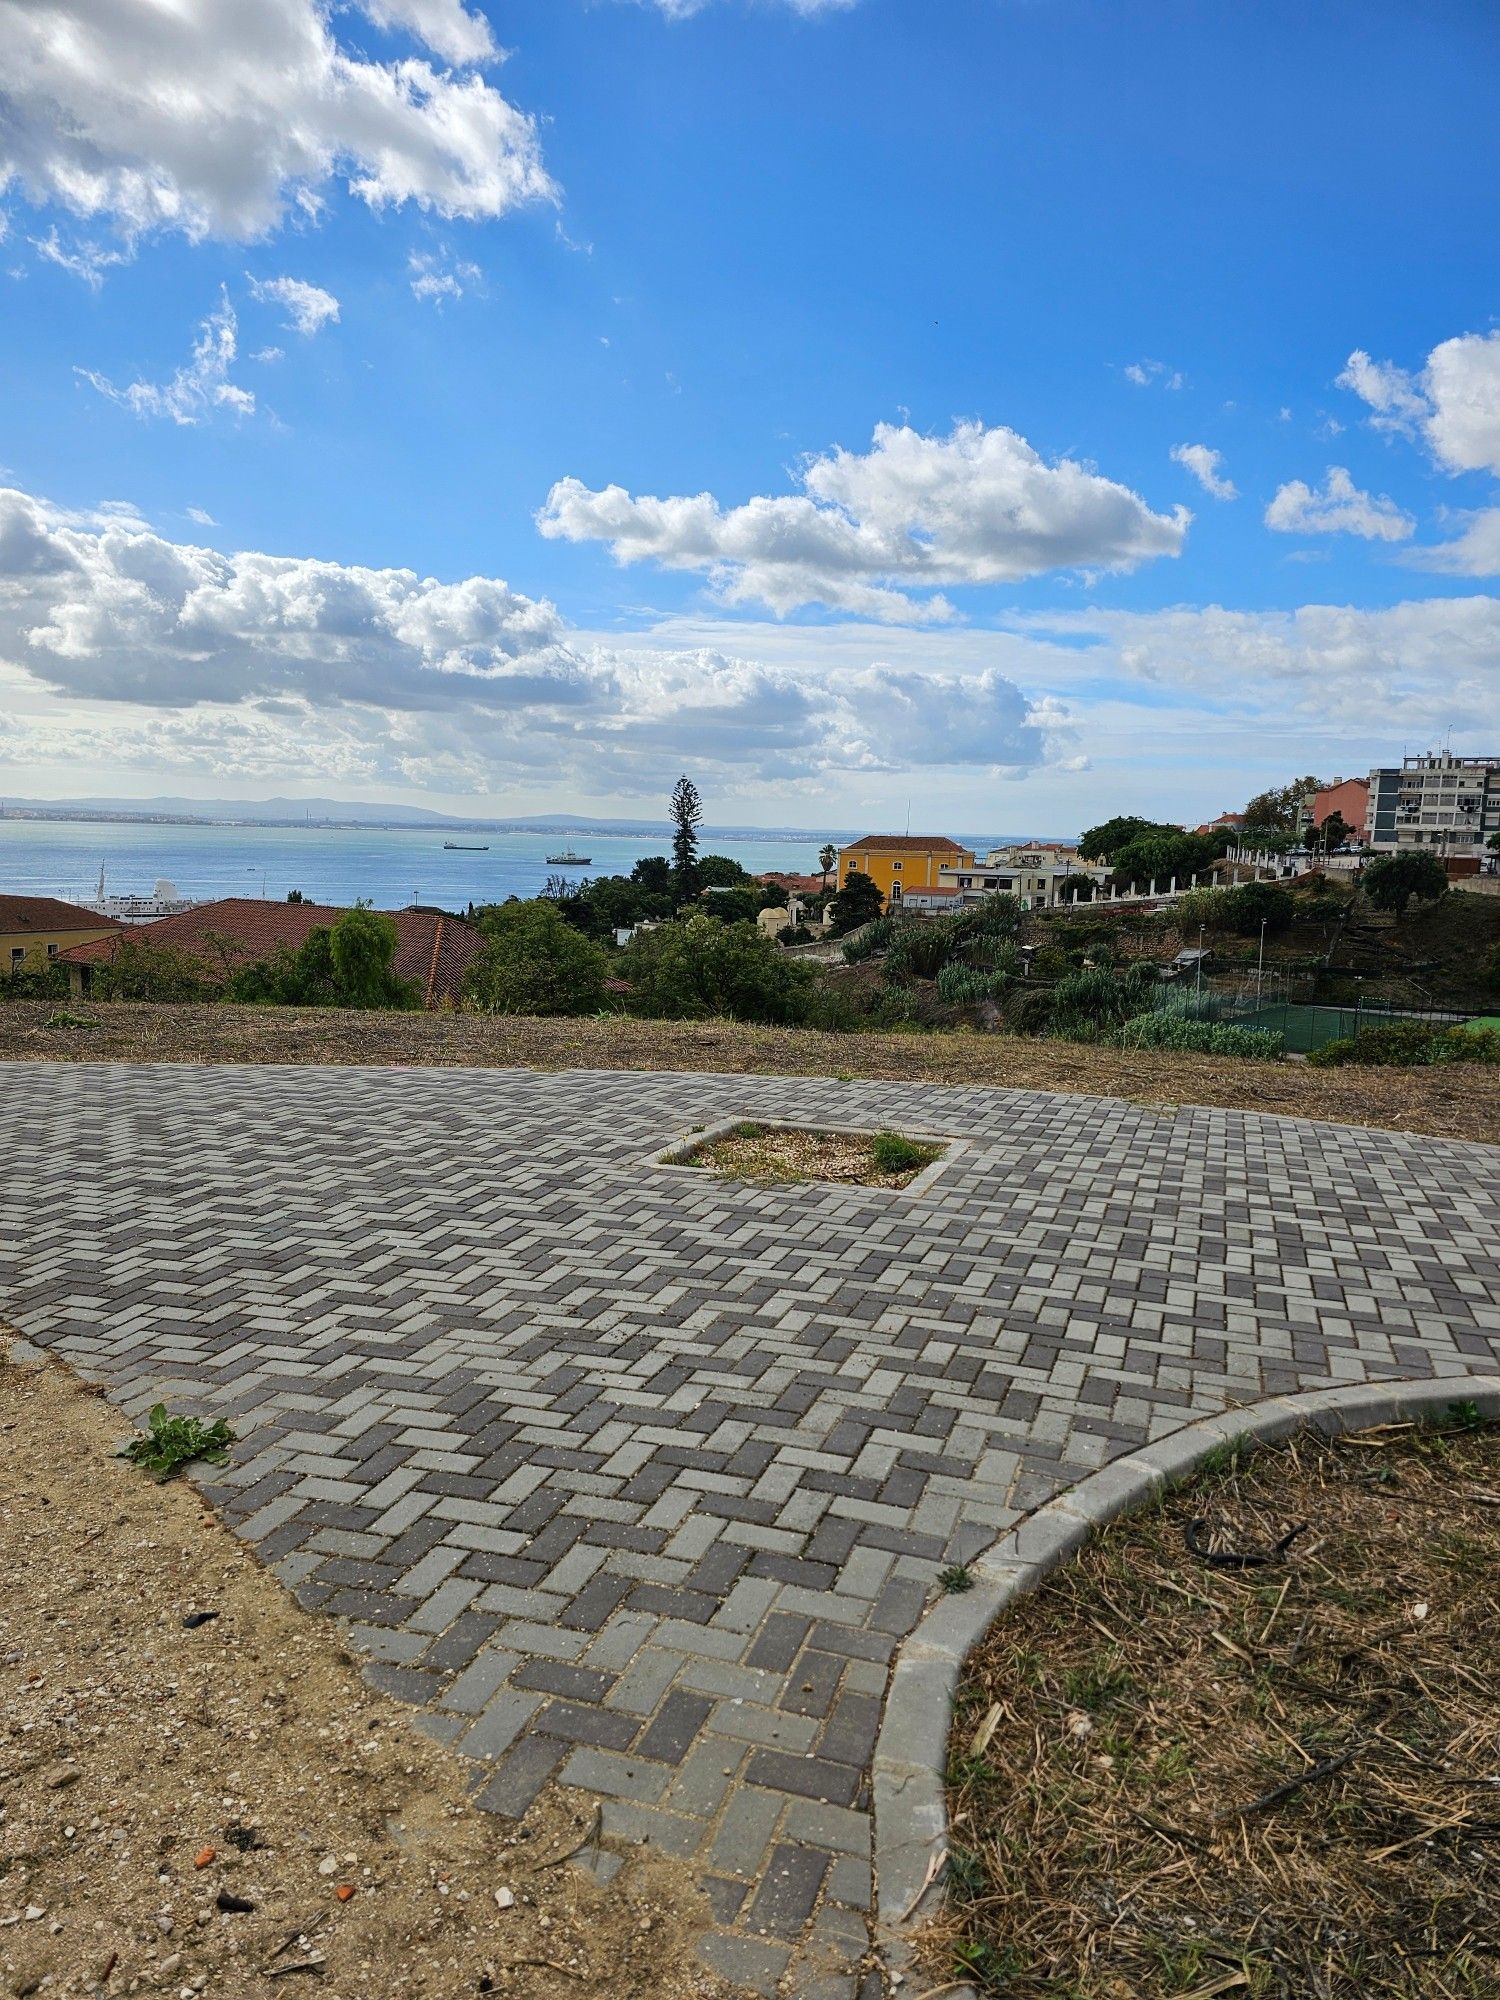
[57,898,484,1007]
[841,835,970,854]
[0,895,125,934]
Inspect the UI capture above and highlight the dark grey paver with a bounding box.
[3,1059,1498,1995]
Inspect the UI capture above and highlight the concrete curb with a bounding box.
[872,1373,1500,1997]
[651,1117,967,1200]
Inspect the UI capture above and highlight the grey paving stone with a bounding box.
[4,1060,1496,1986]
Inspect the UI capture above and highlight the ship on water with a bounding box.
[442,841,489,851]
[545,846,591,866]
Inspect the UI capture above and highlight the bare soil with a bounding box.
[2,1002,1496,1144]
[0,1351,744,2000]
[676,1123,942,1188]
[928,1416,1500,1999]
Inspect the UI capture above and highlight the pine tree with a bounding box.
[670,776,703,903]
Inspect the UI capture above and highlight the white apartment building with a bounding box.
[936,844,1111,910]
[1365,753,1500,857]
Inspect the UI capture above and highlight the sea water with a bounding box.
[0,815,838,912]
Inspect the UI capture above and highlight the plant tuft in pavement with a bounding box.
[120,1403,235,1481]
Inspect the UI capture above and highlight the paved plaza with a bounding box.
[3,1061,1499,1996]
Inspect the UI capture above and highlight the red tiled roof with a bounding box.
[0,895,125,934]
[57,898,484,1007]
[902,885,963,899]
[755,872,825,894]
[842,835,970,854]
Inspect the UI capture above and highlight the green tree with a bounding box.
[1362,850,1449,913]
[619,914,811,1024]
[701,886,760,924]
[286,889,306,904]
[828,869,884,935]
[697,853,750,889]
[631,855,674,895]
[817,843,837,891]
[669,775,704,902]
[330,903,415,1008]
[1109,830,1217,891]
[1224,881,1295,934]
[1241,775,1323,836]
[466,900,609,1015]
[1078,815,1171,862]
[94,939,217,1003]
[1317,811,1352,852]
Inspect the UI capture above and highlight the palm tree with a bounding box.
[817,843,837,892]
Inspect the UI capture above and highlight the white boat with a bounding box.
[545,847,592,866]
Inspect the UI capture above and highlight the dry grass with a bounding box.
[2,1002,1497,1144]
[926,1415,1500,2000]
[675,1122,942,1188]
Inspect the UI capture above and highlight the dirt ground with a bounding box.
[678,1124,942,1189]
[930,1415,1500,1999]
[0,1350,745,2000]
[2,1002,1497,1144]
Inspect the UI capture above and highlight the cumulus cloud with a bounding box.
[1264,466,1414,542]
[77,291,255,425]
[0,0,553,253]
[0,477,1064,792]
[408,247,482,303]
[538,419,1190,621]
[248,275,341,336]
[1339,332,1500,477]
[1171,444,1237,501]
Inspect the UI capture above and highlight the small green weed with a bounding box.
[1438,1399,1486,1432]
[1061,1651,1135,1712]
[938,1562,976,1594]
[44,1009,100,1030]
[871,1128,938,1175]
[120,1402,235,1481]
[952,1938,1021,1993]
[730,1120,768,1140]
[945,1844,987,1903]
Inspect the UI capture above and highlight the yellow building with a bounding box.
[1,895,123,976]
[836,835,974,906]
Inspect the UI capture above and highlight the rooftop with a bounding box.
[57,898,483,1007]
[842,835,970,854]
[0,895,125,934]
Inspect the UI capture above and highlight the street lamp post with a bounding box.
[1195,924,1205,1006]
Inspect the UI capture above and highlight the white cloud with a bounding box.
[358,0,498,66]
[186,507,220,527]
[1170,443,1237,501]
[538,419,1191,622]
[408,247,482,303]
[31,225,129,288]
[0,477,1062,793]
[1264,466,1414,542]
[77,290,256,425]
[1340,332,1500,477]
[0,0,553,253]
[1405,508,1500,578]
[1123,359,1183,391]
[649,0,855,15]
[248,275,341,337]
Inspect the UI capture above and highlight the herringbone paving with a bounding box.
[3,1062,1497,1995]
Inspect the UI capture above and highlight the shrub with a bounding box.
[93,938,217,1003]
[619,914,813,1024]
[883,920,956,983]
[1309,1021,1500,1068]
[0,961,70,1003]
[467,900,609,1015]
[1052,964,1158,1026]
[228,905,420,1010]
[1115,1012,1284,1059]
[1171,888,1234,934]
[842,914,895,963]
[937,963,1013,1006]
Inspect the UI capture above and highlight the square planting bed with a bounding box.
[657,1119,957,1193]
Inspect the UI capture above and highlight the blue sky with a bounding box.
[1,0,1497,832]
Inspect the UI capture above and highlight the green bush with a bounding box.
[1171,888,1234,933]
[1051,964,1159,1025]
[871,1130,937,1175]
[229,905,420,1010]
[466,899,609,1015]
[1224,882,1296,934]
[0,961,70,1003]
[93,938,218,1003]
[1309,1021,1500,1068]
[1362,851,1449,913]
[883,920,955,983]
[1115,1012,1284,1059]
[842,914,896,963]
[937,962,1013,1006]
[619,913,812,1024]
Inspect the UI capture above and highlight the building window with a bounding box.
[46,942,59,958]
[9,948,24,970]
[891,860,902,872]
